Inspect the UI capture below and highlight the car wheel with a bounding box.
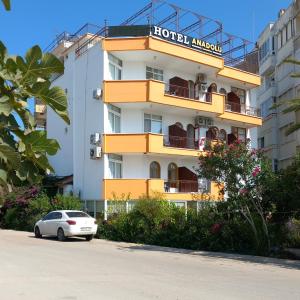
[85,234,93,241]
[57,228,66,241]
[34,226,42,238]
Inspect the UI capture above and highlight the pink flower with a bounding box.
[211,223,222,234]
[252,166,261,177]
[240,188,248,195]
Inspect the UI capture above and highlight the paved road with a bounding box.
[0,230,300,300]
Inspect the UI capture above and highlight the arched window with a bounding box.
[206,83,217,102]
[219,129,227,142]
[187,124,195,149]
[208,83,217,93]
[175,122,183,129]
[150,161,161,179]
[168,163,178,182]
[206,126,219,140]
[219,88,227,95]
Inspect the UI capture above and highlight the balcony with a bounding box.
[103,80,262,127]
[102,179,222,201]
[103,133,201,157]
[259,54,276,76]
[103,36,261,87]
[225,102,261,117]
[219,101,262,126]
[103,79,224,115]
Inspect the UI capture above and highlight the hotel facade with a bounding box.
[36,3,262,217]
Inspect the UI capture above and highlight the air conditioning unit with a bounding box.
[195,116,206,126]
[196,73,207,84]
[90,146,102,159]
[93,88,102,100]
[90,133,101,145]
[206,119,214,126]
[195,116,214,127]
[200,84,207,92]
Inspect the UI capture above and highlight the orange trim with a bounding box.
[103,36,261,85]
[103,80,262,126]
[103,133,201,157]
[103,80,224,115]
[102,179,223,201]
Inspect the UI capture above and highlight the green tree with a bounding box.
[1,0,10,10]
[0,0,69,189]
[196,141,276,254]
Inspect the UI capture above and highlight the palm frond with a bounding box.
[291,73,300,78]
[284,58,300,65]
[285,123,300,136]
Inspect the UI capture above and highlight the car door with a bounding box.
[47,212,63,235]
[39,212,56,235]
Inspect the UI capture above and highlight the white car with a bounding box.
[34,210,98,241]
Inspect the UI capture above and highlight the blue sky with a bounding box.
[0,0,292,55]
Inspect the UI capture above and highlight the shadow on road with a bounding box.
[28,235,87,242]
[118,243,300,271]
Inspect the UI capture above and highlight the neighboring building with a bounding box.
[257,0,300,170]
[36,3,261,217]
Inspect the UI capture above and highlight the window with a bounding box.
[53,212,62,219]
[261,97,275,118]
[259,39,270,62]
[42,212,56,221]
[282,27,287,45]
[231,87,246,104]
[108,154,122,179]
[232,127,247,142]
[66,212,90,218]
[108,104,121,133]
[219,129,227,141]
[144,113,162,134]
[258,137,265,149]
[278,32,282,49]
[174,202,186,209]
[150,161,161,179]
[287,21,292,40]
[146,66,164,81]
[168,163,178,181]
[108,53,122,80]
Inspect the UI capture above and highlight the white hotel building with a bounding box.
[36,7,261,217]
[257,0,300,169]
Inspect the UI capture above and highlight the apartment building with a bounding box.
[257,0,300,170]
[36,3,261,217]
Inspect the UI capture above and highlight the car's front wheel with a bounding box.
[85,234,93,241]
[57,228,66,241]
[34,226,42,238]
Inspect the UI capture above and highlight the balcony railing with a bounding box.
[164,180,210,193]
[163,135,199,150]
[225,101,261,117]
[164,83,212,103]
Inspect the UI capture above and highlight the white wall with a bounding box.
[72,43,105,200]
[47,55,74,176]
[104,154,198,180]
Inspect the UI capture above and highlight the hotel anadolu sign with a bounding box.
[151,26,222,57]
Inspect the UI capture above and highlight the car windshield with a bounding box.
[66,212,90,218]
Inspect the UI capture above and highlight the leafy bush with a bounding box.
[0,186,82,231]
[51,194,82,211]
[286,219,300,248]
[97,198,257,254]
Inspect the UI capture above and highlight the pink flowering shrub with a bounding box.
[197,140,276,254]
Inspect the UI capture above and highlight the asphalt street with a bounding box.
[0,229,299,300]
